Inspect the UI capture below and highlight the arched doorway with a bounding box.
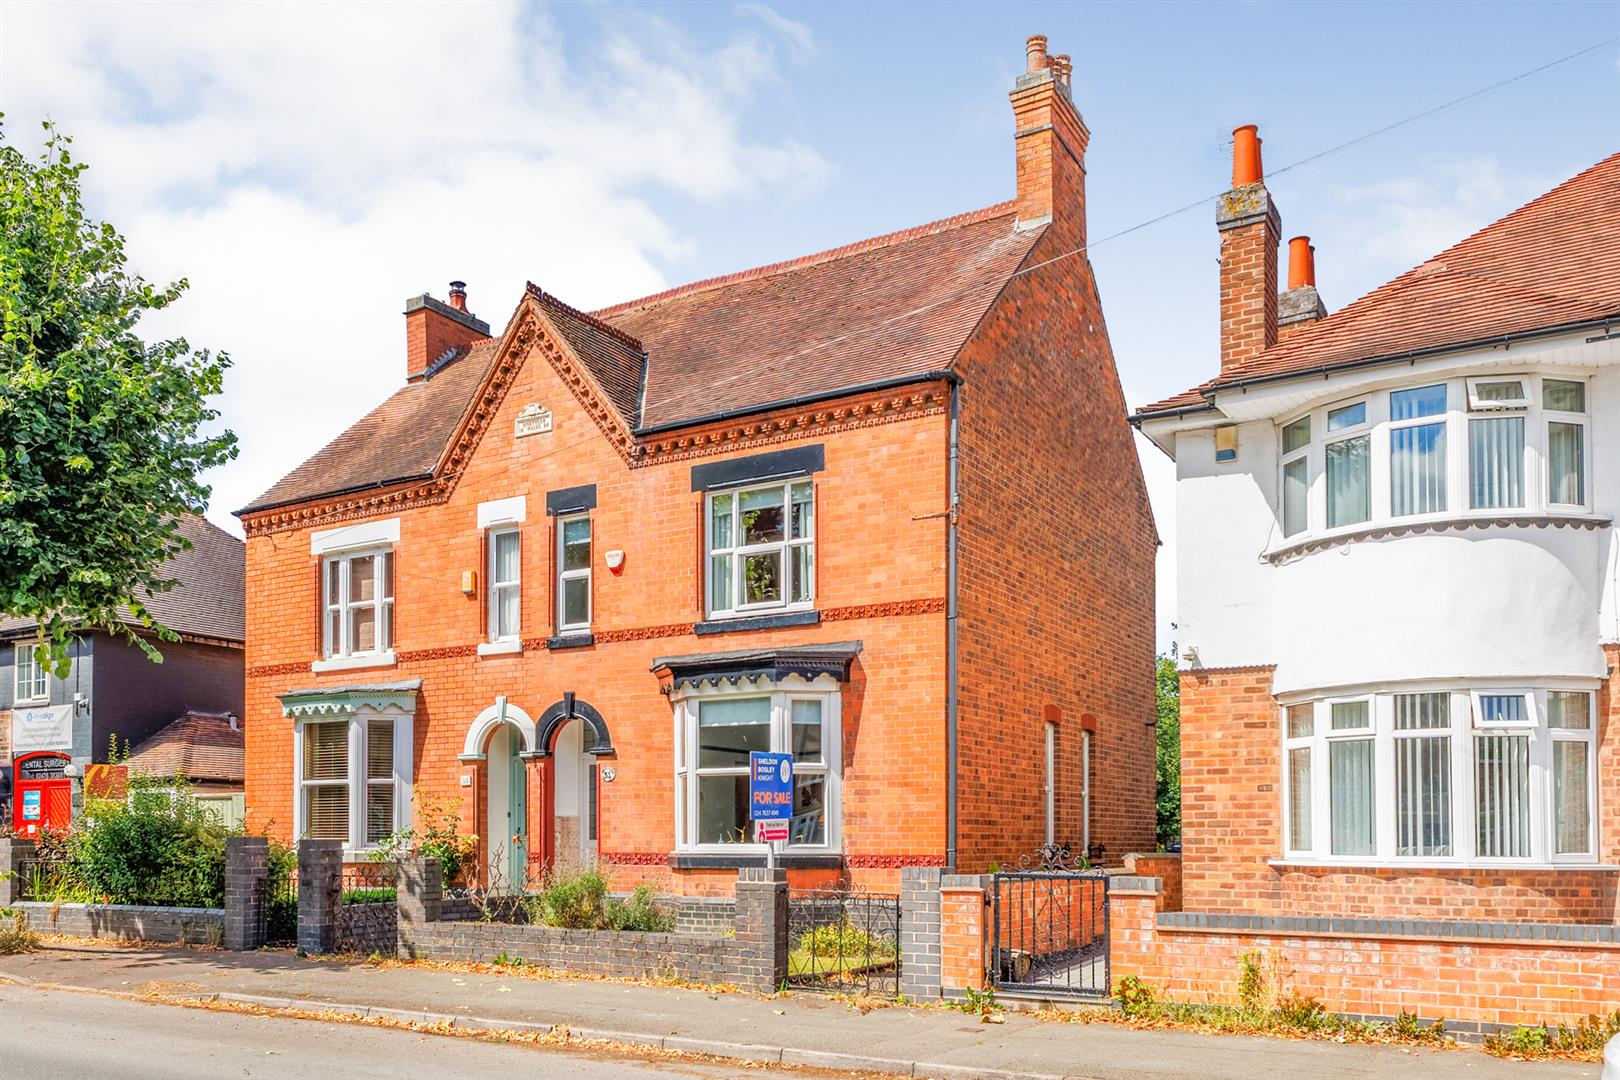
[532,694,613,874]
[459,698,539,893]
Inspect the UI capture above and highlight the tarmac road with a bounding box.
[0,984,775,1080]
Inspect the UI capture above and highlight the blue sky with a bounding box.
[4,0,1617,648]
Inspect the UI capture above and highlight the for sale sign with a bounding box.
[749,751,793,822]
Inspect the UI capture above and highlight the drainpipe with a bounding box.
[945,383,961,873]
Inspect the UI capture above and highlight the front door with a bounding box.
[485,725,528,892]
[508,748,527,885]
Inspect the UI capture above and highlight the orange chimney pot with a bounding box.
[1287,237,1316,290]
[1232,124,1262,187]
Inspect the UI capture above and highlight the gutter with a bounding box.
[945,382,961,874]
[632,370,959,437]
[1128,314,1620,427]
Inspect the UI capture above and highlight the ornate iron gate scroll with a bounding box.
[990,850,1110,998]
[786,883,901,998]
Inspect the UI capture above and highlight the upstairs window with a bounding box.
[487,528,521,643]
[323,549,394,659]
[1275,374,1590,542]
[13,643,47,704]
[707,481,814,617]
[557,515,592,633]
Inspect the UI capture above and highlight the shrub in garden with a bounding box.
[370,794,477,885]
[798,919,893,959]
[1114,974,1157,1019]
[71,786,227,907]
[524,868,674,932]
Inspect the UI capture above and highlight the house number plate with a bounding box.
[600,767,616,783]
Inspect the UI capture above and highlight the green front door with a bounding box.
[508,750,527,887]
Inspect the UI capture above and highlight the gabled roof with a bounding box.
[126,711,244,785]
[0,515,244,644]
[241,203,1041,514]
[1138,151,1620,418]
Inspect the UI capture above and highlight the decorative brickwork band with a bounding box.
[847,854,949,868]
[600,851,667,865]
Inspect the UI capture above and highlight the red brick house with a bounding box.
[237,34,1155,894]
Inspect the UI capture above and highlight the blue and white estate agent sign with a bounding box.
[749,752,793,821]
[12,704,73,755]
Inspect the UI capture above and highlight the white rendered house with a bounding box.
[1135,131,1620,920]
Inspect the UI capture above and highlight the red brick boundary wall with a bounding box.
[1111,875,1620,1032]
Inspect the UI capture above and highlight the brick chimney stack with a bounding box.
[1278,236,1327,338]
[1010,33,1090,241]
[1216,124,1281,372]
[405,281,491,383]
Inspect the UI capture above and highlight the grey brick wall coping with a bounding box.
[1157,910,1620,947]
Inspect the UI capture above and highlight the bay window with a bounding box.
[1280,685,1597,865]
[673,683,839,851]
[295,710,412,850]
[323,549,394,659]
[706,480,814,617]
[1275,373,1591,541]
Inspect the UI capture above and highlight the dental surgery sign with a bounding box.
[749,751,793,822]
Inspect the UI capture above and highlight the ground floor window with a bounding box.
[296,710,412,849]
[1281,684,1596,865]
[672,681,840,852]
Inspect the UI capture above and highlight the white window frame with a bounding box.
[671,677,841,854]
[1543,379,1590,512]
[1466,375,1531,411]
[13,643,47,705]
[1273,373,1593,544]
[1278,683,1600,869]
[321,547,394,661]
[556,513,592,634]
[705,479,815,619]
[292,710,414,857]
[487,527,521,643]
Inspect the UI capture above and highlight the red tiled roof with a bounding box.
[243,341,500,511]
[241,205,1040,513]
[126,711,244,784]
[602,203,1038,429]
[1138,151,1620,417]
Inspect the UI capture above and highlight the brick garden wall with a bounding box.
[1180,664,1620,923]
[1111,878,1620,1031]
[401,921,738,983]
[13,901,224,945]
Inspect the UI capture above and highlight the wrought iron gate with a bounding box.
[990,854,1110,998]
[786,883,901,997]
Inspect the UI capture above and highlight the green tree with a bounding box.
[1155,650,1181,848]
[0,122,235,672]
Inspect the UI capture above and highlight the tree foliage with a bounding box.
[1155,650,1181,849]
[0,122,235,671]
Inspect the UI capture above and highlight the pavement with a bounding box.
[0,943,1598,1080]
[0,983,757,1080]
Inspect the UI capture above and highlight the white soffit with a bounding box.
[1210,331,1619,423]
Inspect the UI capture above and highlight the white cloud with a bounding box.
[1,1,828,531]
[736,3,816,63]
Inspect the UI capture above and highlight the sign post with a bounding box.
[749,751,794,871]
